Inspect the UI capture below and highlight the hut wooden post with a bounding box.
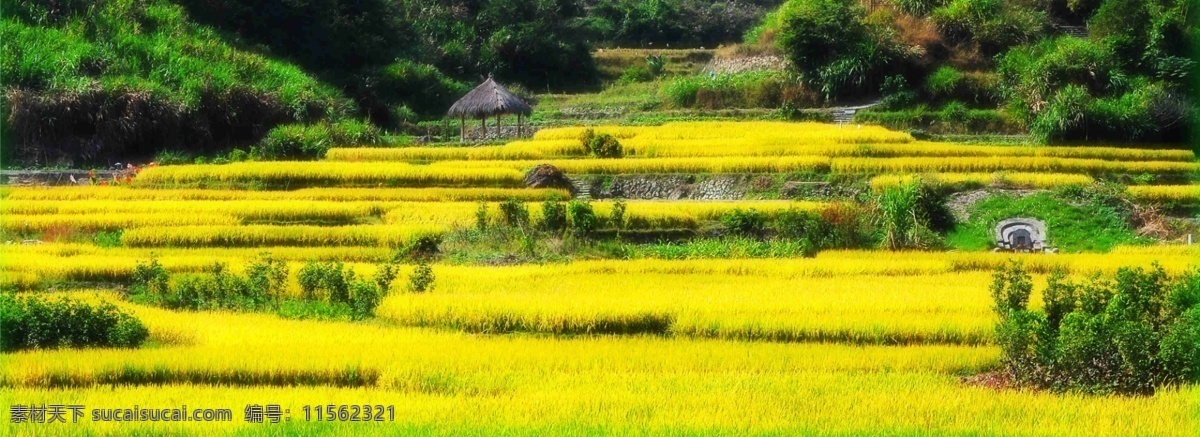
[517,114,522,137]
[459,115,465,142]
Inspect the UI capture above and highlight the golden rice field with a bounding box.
[1126,184,1200,203]
[869,172,1096,190]
[3,291,1197,435]
[3,121,1198,436]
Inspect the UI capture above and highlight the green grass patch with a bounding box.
[946,191,1148,252]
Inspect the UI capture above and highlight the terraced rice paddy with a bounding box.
[3,121,1197,435]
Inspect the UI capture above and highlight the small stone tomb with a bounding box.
[995,218,1049,252]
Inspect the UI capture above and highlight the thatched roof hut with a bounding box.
[448,75,532,140]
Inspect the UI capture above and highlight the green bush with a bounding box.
[925,66,963,99]
[251,121,381,160]
[499,199,531,229]
[774,0,900,99]
[611,199,628,231]
[1,293,149,351]
[588,133,624,159]
[930,0,1048,55]
[363,60,469,126]
[144,255,287,312]
[663,71,816,109]
[618,65,655,85]
[721,209,769,237]
[298,261,355,304]
[540,197,568,232]
[251,124,331,160]
[875,180,944,250]
[297,259,395,319]
[475,201,490,231]
[408,261,436,293]
[398,233,443,261]
[567,200,598,233]
[991,262,1200,394]
[774,209,826,240]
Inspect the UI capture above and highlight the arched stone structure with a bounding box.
[995,218,1049,251]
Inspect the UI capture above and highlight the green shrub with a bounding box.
[251,120,381,160]
[131,258,170,298]
[930,0,1048,55]
[1,293,149,351]
[297,259,394,319]
[991,262,1200,394]
[721,209,768,237]
[363,59,469,125]
[618,65,655,85]
[663,71,814,109]
[611,199,628,231]
[774,0,900,99]
[398,233,443,261]
[499,198,531,229]
[774,209,826,240]
[878,75,917,109]
[587,133,624,158]
[298,261,355,304]
[925,66,963,99]
[251,124,332,160]
[875,180,944,250]
[408,261,435,293]
[540,197,568,232]
[891,0,947,15]
[567,200,598,233]
[475,201,490,231]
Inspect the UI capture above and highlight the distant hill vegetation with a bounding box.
[745,0,1197,144]
[1,0,781,165]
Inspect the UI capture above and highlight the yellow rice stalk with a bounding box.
[377,200,830,229]
[120,224,442,247]
[2,200,386,223]
[134,162,525,187]
[869,173,1095,190]
[1,186,569,202]
[429,156,832,174]
[326,140,584,162]
[833,157,1197,174]
[1,213,239,232]
[1126,185,1200,203]
[1,295,1194,437]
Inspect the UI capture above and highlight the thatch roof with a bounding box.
[447,76,532,118]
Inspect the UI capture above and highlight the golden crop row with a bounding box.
[2,200,387,223]
[0,186,568,202]
[326,140,584,162]
[383,200,830,230]
[869,173,1096,190]
[134,162,526,187]
[2,213,239,232]
[532,121,916,144]
[379,271,1000,344]
[131,156,1195,187]
[3,299,1192,436]
[832,157,1198,174]
[327,140,1195,162]
[428,156,832,174]
[5,245,1194,291]
[419,156,1194,175]
[1126,185,1200,203]
[120,224,442,248]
